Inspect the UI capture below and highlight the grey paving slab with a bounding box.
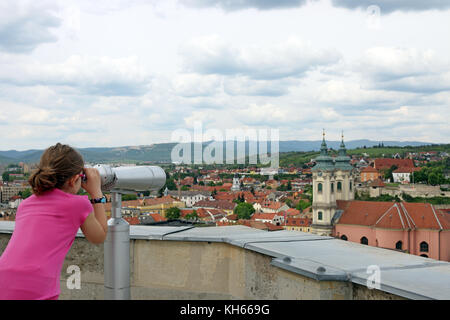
[351,264,450,300]
[271,256,349,281]
[162,225,265,242]
[129,225,194,240]
[245,238,444,269]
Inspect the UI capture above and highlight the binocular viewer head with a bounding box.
[86,164,166,193]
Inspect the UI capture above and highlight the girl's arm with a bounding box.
[80,168,108,244]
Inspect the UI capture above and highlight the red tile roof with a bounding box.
[251,213,277,221]
[285,217,311,227]
[123,217,140,225]
[148,213,166,222]
[195,199,237,211]
[337,200,450,230]
[196,208,226,220]
[373,158,414,170]
[238,219,273,231]
[370,179,385,188]
[361,166,379,173]
[393,167,421,173]
[264,222,284,231]
[261,201,284,210]
[226,214,238,221]
[145,195,178,206]
[285,208,301,216]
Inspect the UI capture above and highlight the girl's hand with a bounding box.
[81,167,103,198]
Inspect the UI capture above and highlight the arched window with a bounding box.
[395,241,403,250]
[340,235,348,241]
[337,181,342,191]
[420,254,428,258]
[420,241,429,252]
[360,236,368,245]
[318,183,323,193]
[318,211,323,220]
[331,183,334,193]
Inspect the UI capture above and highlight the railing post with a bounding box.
[104,192,130,300]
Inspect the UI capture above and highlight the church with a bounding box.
[311,132,354,236]
[310,132,450,262]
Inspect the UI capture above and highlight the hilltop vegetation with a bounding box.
[279,144,450,167]
[345,144,450,158]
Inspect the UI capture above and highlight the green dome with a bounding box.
[312,135,335,171]
[334,136,353,171]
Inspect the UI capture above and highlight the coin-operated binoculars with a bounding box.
[88,165,166,300]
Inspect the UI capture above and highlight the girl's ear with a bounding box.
[68,174,79,187]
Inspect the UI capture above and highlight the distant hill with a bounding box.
[278,140,431,152]
[0,154,15,164]
[0,140,439,165]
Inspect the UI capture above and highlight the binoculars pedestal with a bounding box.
[104,192,131,300]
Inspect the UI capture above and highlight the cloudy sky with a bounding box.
[0,0,449,150]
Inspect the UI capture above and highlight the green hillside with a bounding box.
[279,144,450,167]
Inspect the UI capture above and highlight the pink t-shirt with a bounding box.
[0,188,93,300]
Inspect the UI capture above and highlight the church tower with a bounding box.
[231,174,241,192]
[311,131,336,236]
[334,132,355,201]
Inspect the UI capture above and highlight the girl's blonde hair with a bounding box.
[28,143,84,195]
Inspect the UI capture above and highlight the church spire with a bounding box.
[335,131,352,171]
[320,129,328,156]
[339,131,346,155]
[312,129,334,171]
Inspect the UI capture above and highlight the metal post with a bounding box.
[104,192,130,300]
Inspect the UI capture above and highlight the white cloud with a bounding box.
[180,35,341,80]
[358,47,450,93]
[180,0,307,11]
[181,0,450,13]
[360,47,441,80]
[223,76,291,96]
[0,54,152,96]
[0,0,62,53]
[331,0,450,13]
[172,73,222,97]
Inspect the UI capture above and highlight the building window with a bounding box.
[318,183,323,193]
[350,182,353,191]
[337,181,342,191]
[318,211,323,220]
[331,183,334,193]
[420,241,429,252]
[395,241,403,250]
[360,237,368,245]
[420,254,428,258]
[340,235,348,241]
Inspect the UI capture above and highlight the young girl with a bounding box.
[0,143,108,300]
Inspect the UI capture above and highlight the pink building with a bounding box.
[334,200,450,262]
